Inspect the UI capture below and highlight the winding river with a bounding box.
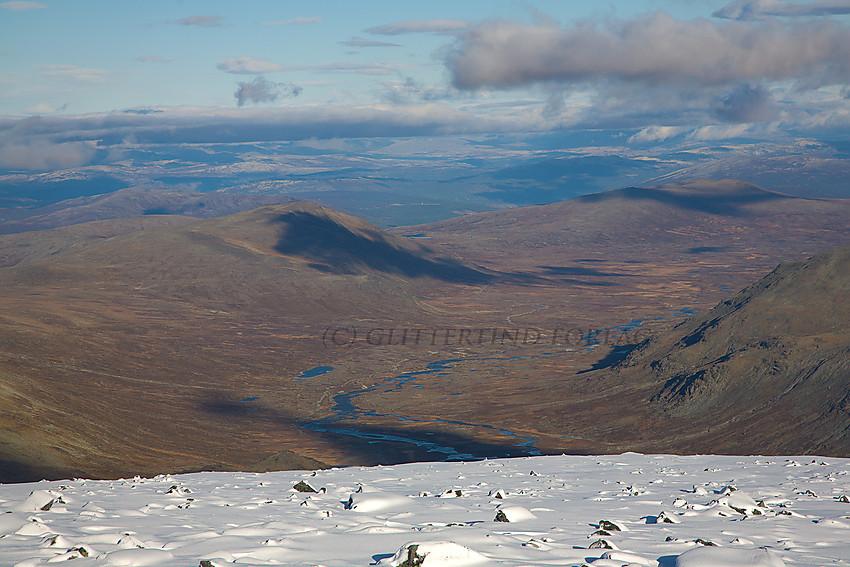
[240,309,694,464]
[299,356,553,462]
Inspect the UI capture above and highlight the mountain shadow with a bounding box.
[574,180,788,216]
[271,210,491,283]
[0,456,82,484]
[201,391,546,468]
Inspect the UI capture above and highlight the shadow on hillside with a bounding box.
[540,265,635,278]
[270,211,493,284]
[577,186,786,215]
[539,265,631,285]
[577,344,640,374]
[686,246,729,254]
[0,457,79,484]
[201,392,560,467]
[269,211,599,286]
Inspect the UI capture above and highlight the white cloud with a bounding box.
[0,1,46,11]
[628,125,686,144]
[714,0,850,20]
[340,36,400,48]
[447,13,850,90]
[263,16,321,26]
[25,102,66,114]
[366,19,469,35]
[38,64,111,82]
[380,77,458,104]
[314,62,397,76]
[175,15,222,27]
[0,140,95,170]
[687,123,755,140]
[217,56,285,75]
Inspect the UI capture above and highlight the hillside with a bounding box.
[609,243,850,455]
[524,243,850,457]
[3,180,850,482]
[390,178,850,331]
[400,179,850,263]
[389,179,850,340]
[0,202,490,481]
[384,181,850,458]
[0,215,195,268]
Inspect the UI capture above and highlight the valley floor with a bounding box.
[1,454,849,566]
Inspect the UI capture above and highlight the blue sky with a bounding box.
[1,0,850,170]
[0,0,717,114]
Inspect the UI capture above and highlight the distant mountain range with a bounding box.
[3,136,849,226]
[0,186,297,235]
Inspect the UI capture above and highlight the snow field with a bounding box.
[1,454,849,566]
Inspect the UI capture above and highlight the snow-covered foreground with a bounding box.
[1,454,849,567]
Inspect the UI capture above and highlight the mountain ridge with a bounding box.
[585,243,850,455]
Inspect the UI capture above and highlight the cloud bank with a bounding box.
[0,104,526,155]
[1,93,848,172]
[447,13,850,90]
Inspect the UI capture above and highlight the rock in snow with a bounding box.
[493,505,536,522]
[382,541,488,566]
[0,454,848,566]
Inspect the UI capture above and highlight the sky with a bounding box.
[2,0,850,171]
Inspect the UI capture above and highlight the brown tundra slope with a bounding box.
[3,180,850,482]
[562,243,850,456]
[0,202,491,482]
